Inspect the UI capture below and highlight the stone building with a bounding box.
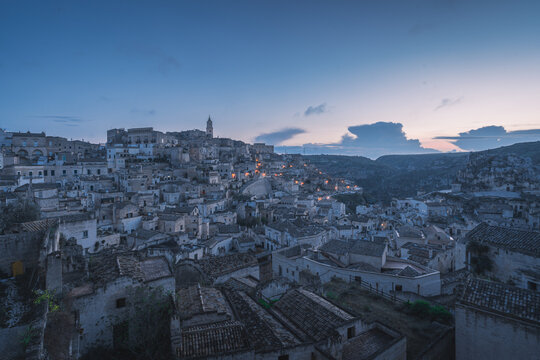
[68,253,175,355]
[455,277,540,360]
[459,223,540,291]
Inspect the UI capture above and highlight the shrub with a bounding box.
[325,291,336,300]
[429,305,453,323]
[409,300,431,318]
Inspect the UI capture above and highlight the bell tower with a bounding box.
[206,116,213,138]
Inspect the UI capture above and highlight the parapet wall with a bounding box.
[0,232,43,276]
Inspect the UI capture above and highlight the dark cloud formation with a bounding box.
[276,122,437,159]
[33,115,83,127]
[304,103,327,116]
[434,97,463,111]
[255,128,306,145]
[436,125,540,151]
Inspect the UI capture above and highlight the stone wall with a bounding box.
[455,304,540,360]
[272,252,441,296]
[59,218,97,252]
[0,232,43,276]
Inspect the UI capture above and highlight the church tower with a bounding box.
[206,116,213,138]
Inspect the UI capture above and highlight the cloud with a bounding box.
[409,23,436,35]
[434,97,463,111]
[276,122,438,159]
[118,43,181,76]
[304,103,327,116]
[435,125,540,151]
[255,128,306,145]
[157,55,181,75]
[131,108,156,116]
[33,115,84,126]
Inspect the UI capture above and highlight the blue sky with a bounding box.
[1,0,539,156]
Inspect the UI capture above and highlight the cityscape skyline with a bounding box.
[2,0,540,157]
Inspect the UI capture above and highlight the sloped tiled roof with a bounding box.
[224,290,300,351]
[398,266,421,278]
[177,285,232,319]
[342,327,396,360]
[319,239,386,257]
[178,320,250,358]
[459,277,540,323]
[465,222,540,257]
[273,288,354,342]
[197,253,257,279]
[89,251,171,288]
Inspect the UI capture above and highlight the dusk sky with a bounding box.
[1,0,540,157]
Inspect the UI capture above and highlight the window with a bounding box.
[97,169,101,175]
[29,171,33,176]
[63,170,66,175]
[347,326,356,339]
[34,141,38,147]
[354,276,362,283]
[395,284,403,292]
[44,170,48,176]
[83,230,88,238]
[74,169,78,174]
[528,281,538,291]
[51,170,55,176]
[116,298,126,308]
[87,169,91,175]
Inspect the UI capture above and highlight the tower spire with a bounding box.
[206,115,213,138]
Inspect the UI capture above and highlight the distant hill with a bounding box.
[306,141,540,203]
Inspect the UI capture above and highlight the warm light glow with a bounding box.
[231,173,236,178]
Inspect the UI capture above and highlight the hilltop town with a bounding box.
[0,121,538,360]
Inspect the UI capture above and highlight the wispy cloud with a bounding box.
[98,96,112,102]
[304,103,327,116]
[255,128,306,145]
[409,23,436,35]
[434,97,463,111]
[435,125,540,151]
[33,115,84,126]
[118,43,181,76]
[131,108,156,116]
